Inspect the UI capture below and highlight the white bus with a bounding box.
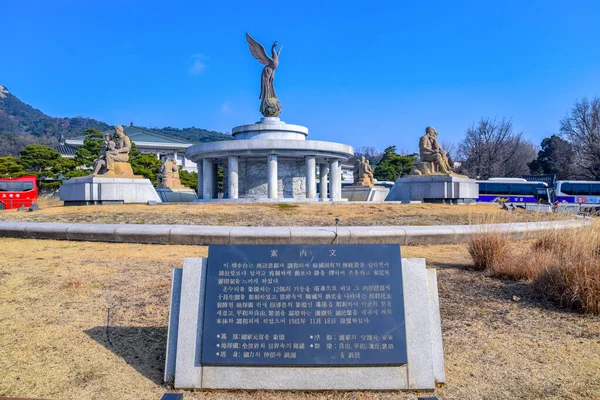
[477,178,551,204]
[554,181,600,209]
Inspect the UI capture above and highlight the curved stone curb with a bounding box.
[0,219,591,246]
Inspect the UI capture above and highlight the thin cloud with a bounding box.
[189,53,209,76]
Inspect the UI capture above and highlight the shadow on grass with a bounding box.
[84,326,167,384]
[426,260,471,271]
[447,266,584,318]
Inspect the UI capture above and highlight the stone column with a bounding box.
[228,156,239,199]
[337,162,343,199]
[268,155,278,199]
[305,156,317,199]
[319,163,329,200]
[202,159,213,200]
[197,160,203,196]
[329,159,341,200]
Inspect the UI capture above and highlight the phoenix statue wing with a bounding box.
[246,32,271,66]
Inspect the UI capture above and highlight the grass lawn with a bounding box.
[0,238,598,400]
[0,201,573,227]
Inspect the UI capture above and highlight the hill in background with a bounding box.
[0,85,231,156]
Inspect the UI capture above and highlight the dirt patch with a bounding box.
[0,239,598,400]
[0,201,573,227]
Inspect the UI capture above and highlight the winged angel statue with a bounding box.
[246,32,283,117]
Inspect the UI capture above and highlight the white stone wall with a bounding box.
[226,158,306,199]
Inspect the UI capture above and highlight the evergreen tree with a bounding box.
[528,135,575,179]
[74,128,105,168]
[179,169,198,191]
[373,146,417,181]
[19,144,63,177]
[131,154,161,185]
[0,156,26,177]
[129,141,141,159]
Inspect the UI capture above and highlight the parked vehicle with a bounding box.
[0,176,38,210]
[554,180,600,211]
[476,178,551,204]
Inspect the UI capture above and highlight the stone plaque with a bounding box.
[201,244,407,366]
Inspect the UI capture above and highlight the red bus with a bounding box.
[0,176,39,210]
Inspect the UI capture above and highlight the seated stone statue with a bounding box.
[172,159,180,182]
[157,157,173,187]
[353,156,375,187]
[157,156,184,188]
[411,126,453,175]
[92,134,116,174]
[365,160,375,185]
[92,125,135,176]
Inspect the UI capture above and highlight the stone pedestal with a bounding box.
[60,176,162,205]
[156,187,197,202]
[342,186,390,202]
[354,175,375,188]
[100,162,141,178]
[385,175,478,204]
[165,256,445,390]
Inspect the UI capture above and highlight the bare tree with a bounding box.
[0,133,41,157]
[441,140,458,169]
[559,97,600,180]
[354,146,378,159]
[458,117,536,179]
[349,146,382,165]
[441,140,457,159]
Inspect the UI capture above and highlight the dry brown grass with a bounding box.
[532,227,600,314]
[489,248,551,281]
[467,224,600,314]
[1,238,599,400]
[467,231,509,271]
[0,199,573,227]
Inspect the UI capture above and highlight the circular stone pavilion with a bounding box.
[185,117,354,201]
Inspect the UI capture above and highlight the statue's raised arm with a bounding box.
[246,32,282,117]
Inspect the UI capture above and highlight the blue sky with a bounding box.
[2,0,600,153]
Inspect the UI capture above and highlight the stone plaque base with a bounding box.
[156,187,197,202]
[342,186,390,202]
[60,176,162,205]
[164,257,445,390]
[385,175,478,204]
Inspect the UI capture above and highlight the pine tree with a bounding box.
[74,128,105,168]
[373,146,417,182]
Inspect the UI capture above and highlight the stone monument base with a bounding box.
[385,175,478,204]
[165,257,444,390]
[156,187,197,202]
[342,186,390,202]
[60,176,162,205]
